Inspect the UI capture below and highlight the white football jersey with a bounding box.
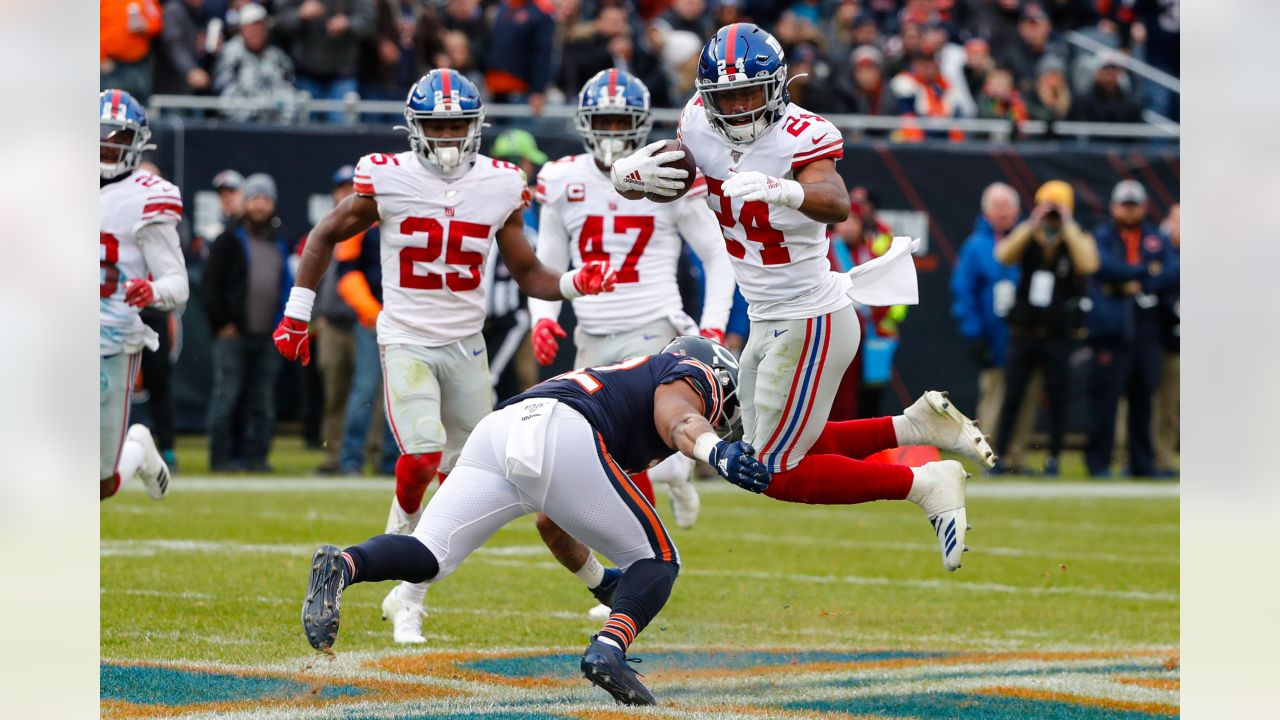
[679,97,851,321]
[99,171,184,355]
[354,152,529,346]
[531,154,713,334]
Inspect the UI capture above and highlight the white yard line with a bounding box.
[145,476,1177,499]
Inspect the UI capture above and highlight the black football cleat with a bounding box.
[590,567,623,606]
[301,545,346,651]
[581,636,655,706]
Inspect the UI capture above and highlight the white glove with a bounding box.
[610,140,689,197]
[722,170,804,209]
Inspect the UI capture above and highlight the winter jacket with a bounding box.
[276,0,375,79]
[951,215,1020,366]
[1087,220,1179,344]
[484,0,557,94]
[204,222,295,335]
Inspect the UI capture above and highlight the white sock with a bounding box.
[892,415,918,446]
[597,635,623,651]
[575,553,605,589]
[397,581,428,606]
[905,466,928,506]
[647,453,693,485]
[116,439,146,489]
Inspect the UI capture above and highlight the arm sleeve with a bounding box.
[790,116,845,171]
[949,242,984,340]
[161,4,198,76]
[137,222,190,311]
[1092,229,1145,282]
[526,202,569,323]
[676,197,735,332]
[353,155,377,197]
[658,358,726,425]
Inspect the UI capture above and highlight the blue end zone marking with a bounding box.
[826,662,1171,689]
[100,664,366,705]
[463,649,949,679]
[344,714,567,720]
[785,692,1172,720]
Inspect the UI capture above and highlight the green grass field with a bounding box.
[101,453,1178,719]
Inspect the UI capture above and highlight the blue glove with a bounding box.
[707,441,772,493]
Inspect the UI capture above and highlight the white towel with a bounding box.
[504,398,559,478]
[839,236,922,306]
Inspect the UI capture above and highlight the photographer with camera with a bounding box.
[992,180,1099,475]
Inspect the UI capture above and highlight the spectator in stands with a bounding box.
[961,38,995,101]
[782,44,833,112]
[203,174,293,472]
[213,169,246,231]
[154,0,214,96]
[891,51,966,140]
[824,1,870,63]
[361,0,444,105]
[1070,52,1143,124]
[713,0,741,27]
[976,66,1028,123]
[1100,0,1179,120]
[1153,202,1180,475]
[997,2,1068,98]
[658,29,705,102]
[486,0,557,116]
[1025,55,1072,122]
[923,20,977,117]
[213,4,298,122]
[993,180,1099,476]
[1085,180,1178,477]
[441,0,488,65]
[661,0,713,39]
[950,182,1036,473]
[276,0,375,121]
[310,166,360,475]
[962,0,1023,52]
[829,46,893,116]
[885,19,923,78]
[101,0,165,101]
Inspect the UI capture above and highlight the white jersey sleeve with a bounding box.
[99,171,188,355]
[679,99,851,321]
[364,152,528,346]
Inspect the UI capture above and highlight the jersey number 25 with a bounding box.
[398,217,487,292]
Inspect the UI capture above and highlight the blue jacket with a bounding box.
[1087,220,1179,344]
[950,215,1020,366]
[485,1,556,94]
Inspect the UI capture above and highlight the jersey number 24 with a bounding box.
[703,178,791,266]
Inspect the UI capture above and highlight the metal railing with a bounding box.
[1064,30,1181,94]
[147,94,1178,143]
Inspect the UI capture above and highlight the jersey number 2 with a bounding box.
[100,232,120,298]
[399,217,488,291]
[703,178,791,265]
[578,215,653,284]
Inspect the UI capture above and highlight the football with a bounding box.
[646,139,698,204]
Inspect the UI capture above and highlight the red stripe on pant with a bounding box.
[763,417,909,505]
[759,318,815,458]
[778,315,832,469]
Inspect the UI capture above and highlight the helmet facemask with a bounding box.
[575,105,653,167]
[403,108,485,174]
[696,68,788,144]
[100,120,153,180]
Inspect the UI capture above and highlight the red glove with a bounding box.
[273,316,311,365]
[699,328,726,345]
[531,318,566,366]
[123,279,154,308]
[572,260,618,296]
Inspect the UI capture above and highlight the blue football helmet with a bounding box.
[575,69,654,166]
[99,89,154,179]
[695,23,790,144]
[402,69,485,173]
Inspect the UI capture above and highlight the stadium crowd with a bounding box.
[103,0,1178,128]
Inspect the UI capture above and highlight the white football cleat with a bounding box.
[587,603,611,619]
[385,497,423,535]
[381,586,427,644]
[127,424,170,500]
[907,460,970,572]
[902,391,996,468]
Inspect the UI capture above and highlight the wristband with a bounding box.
[778,178,805,210]
[284,286,316,322]
[559,270,583,300]
[692,432,720,464]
